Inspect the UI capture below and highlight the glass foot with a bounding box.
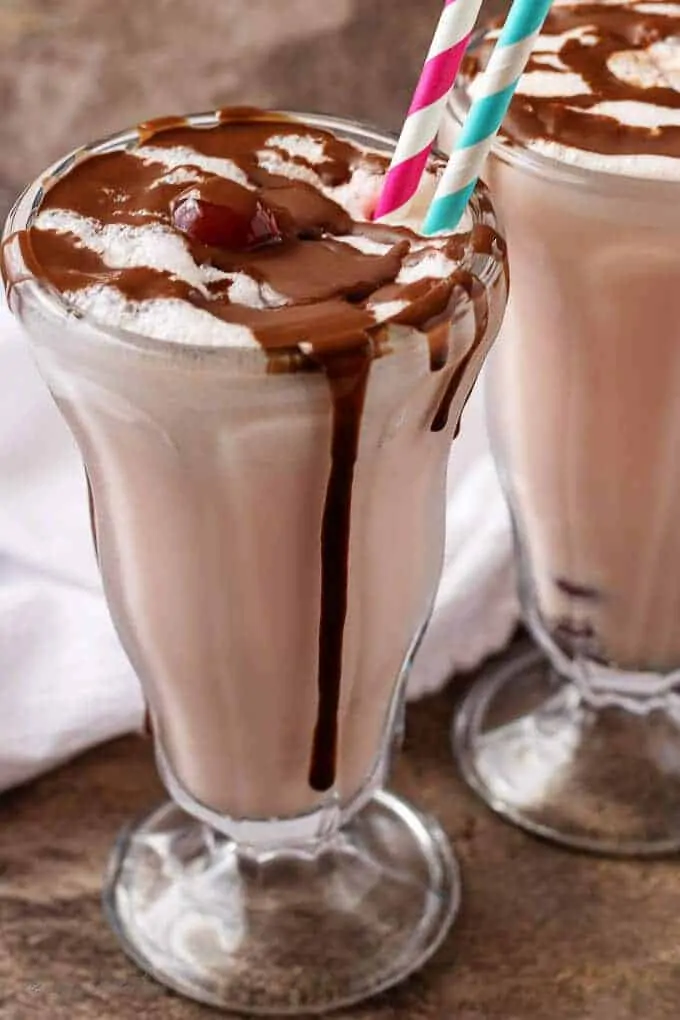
[103,791,459,1014]
[454,646,680,856]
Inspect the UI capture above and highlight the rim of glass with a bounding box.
[446,89,680,201]
[2,108,505,360]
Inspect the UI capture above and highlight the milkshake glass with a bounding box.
[2,110,507,1011]
[443,1,680,855]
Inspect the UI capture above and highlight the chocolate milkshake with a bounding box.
[445,4,680,856]
[443,0,680,673]
[3,109,507,821]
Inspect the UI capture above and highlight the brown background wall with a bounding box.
[0,0,504,217]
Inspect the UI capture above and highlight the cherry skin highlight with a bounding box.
[172,185,282,250]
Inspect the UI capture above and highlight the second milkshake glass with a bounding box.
[444,100,680,856]
[2,112,507,1011]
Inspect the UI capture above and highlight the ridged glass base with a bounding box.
[103,791,460,1014]
[454,646,680,857]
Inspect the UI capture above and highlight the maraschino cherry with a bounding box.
[172,178,282,250]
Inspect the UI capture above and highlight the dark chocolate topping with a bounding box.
[4,109,494,354]
[468,0,680,160]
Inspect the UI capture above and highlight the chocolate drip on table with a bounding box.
[469,2,680,158]
[3,109,502,793]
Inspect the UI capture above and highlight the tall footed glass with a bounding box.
[2,112,507,1012]
[443,101,680,857]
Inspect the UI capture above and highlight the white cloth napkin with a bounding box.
[0,300,517,793]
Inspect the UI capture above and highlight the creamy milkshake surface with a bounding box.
[3,110,506,817]
[456,2,680,671]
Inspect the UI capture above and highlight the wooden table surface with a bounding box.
[2,656,680,1020]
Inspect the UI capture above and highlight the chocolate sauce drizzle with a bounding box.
[469,1,680,158]
[555,577,601,600]
[85,472,98,559]
[2,109,504,794]
[309,343,371,791]
[431,272,490,433]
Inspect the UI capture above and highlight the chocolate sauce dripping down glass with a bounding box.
[309,344,371,791]
[86,471,98,559]
[431,276,489,434]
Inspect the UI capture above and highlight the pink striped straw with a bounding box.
[374,0,485,221]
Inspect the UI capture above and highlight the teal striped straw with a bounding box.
[423,0,555,234]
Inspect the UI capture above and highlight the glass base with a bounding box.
[103,790,460,1014]
[454,646,680,857]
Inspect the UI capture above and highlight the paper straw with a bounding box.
[422,0,555,234]
[374,0,485,222]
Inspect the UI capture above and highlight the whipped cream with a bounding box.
[34,209,230,294]
[64,287,259,348]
